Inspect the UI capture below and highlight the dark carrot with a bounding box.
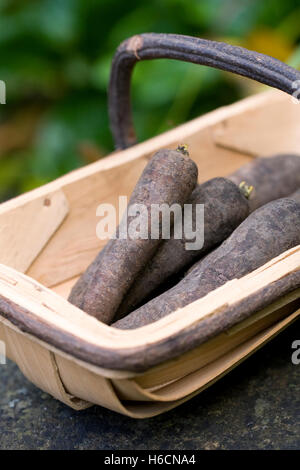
[115,177,250,320]
[115,155,300,319]
[113,198,300,329]
[228,154,300,211]
[68,148,198,324]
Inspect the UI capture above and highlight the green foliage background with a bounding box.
[0,0,299,201]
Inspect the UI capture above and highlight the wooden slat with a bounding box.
[213,92,300,156]
[132,296,300,390]
[0,189,69,273]
[3,325,90,410]
[52,276,79,299]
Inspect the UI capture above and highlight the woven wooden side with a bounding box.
[1,306,299,418]
[0,319,90,410]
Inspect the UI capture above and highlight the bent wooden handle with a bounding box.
[108,33,300,149]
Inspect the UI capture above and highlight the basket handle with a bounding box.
[108,33,300,149]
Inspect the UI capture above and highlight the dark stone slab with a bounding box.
[0,320,299,450]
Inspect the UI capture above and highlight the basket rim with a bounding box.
[0,246,299,372]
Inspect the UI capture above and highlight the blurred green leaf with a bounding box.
[0,0,299,199]
[288,45,300,68]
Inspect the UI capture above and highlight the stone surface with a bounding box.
[0,320,299,450]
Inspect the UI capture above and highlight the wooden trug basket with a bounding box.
[1,38,300,418]
[0,90,299,417]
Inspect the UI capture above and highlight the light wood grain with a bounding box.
[3,325,90,410]
[213,92,300,156]
[52,276,79,298]
[0,189,69,273]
